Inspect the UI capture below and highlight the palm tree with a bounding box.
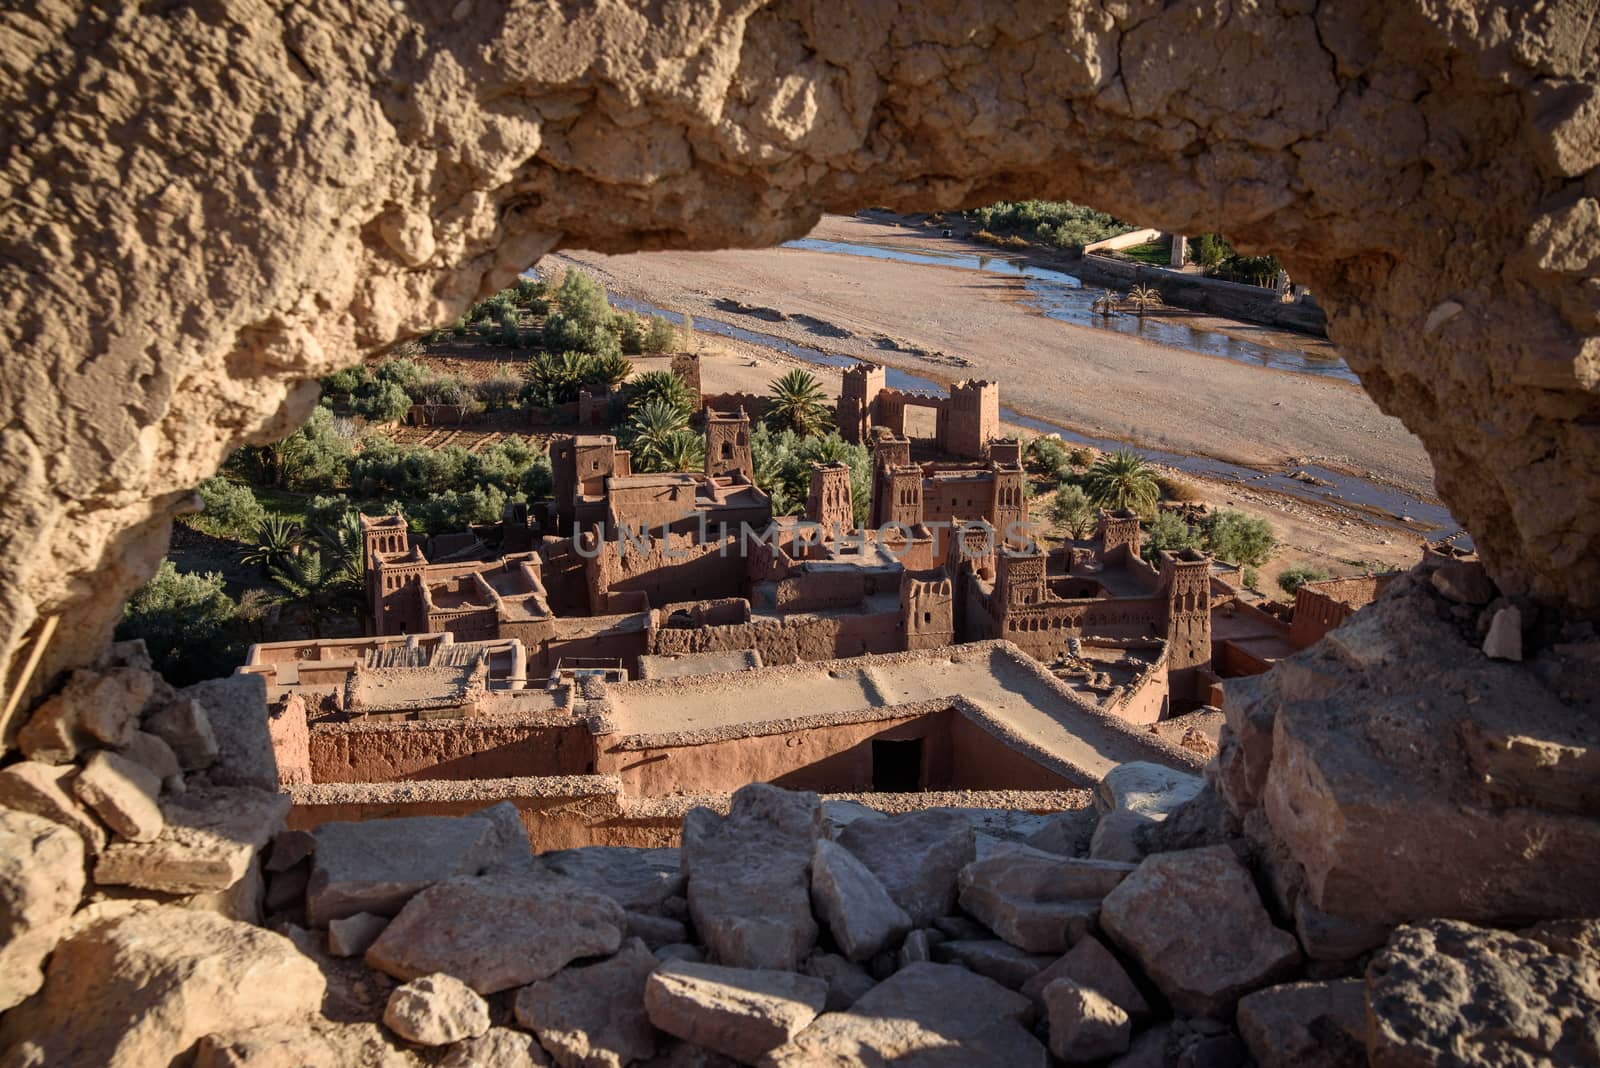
[269,550,339,638]
[240,515,301,572]
[1084,449,1160,515]
[626,370,694,419]
[626,397,691,469]
[313,510,365,589]
[584,352,634,392]
[521,351,596,406]
[768,369,831,436]
[1127,285,1163,317]
[653,430,705,473]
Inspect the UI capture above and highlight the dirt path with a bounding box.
[555,215,1436,502]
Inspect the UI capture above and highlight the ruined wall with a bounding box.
[647,610,905,666]
[4,2,1600,723]
[307,716,594,783]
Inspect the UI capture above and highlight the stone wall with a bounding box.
[307,716,595,784]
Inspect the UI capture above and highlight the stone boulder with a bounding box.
[328,912,389,958]
[0,808,83,941]
[1090,762,1205,863]
[95,785,289,894]
[931,939,1054,990]
[765,961,1045,1066]
[0,760,106,850]
[0,907,325,1068]
[835,809,975,926]
[1235,979,1366,1068]
[306,811,529,926]
[514,937,659,1068]
[1022,805,1098,858]
[73,749,164,842]
[1043,978,1131,1063]
[540,846,684,912]
[643,959,827,1065]
[682,784,821,970]
[17,667,153,764]
[800,952,877,1012]
[384,973,491,1047]
[1366,919,1600,1067]
[177,675,278,788]
[1020,934,1150,1024]
[365,870,626,994]
[442,1028,551,1068]
[1099,845,1301,1018]
[191,1023,340,1068]
[957,843,1133,953]
[144,696,220,771]
[810,839,911,962]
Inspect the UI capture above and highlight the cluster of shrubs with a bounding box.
[1187,233,1283,288]
[966,200,1134,250]
[324,357,477,425]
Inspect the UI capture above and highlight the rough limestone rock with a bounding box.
[365,870,626,994]
[1220,580,1600,927]
[328,911,390,958]
[1022,806,1099,858]
[266,828,317,873]
[810,838,911,962]
[144,696,220,771]
[17,668,153,763]
[0,808,84,941]
[1044,978,1132,1063]
[1366,919,1600,1067]
[178,676,279,788]
[643,960,827,1066]
[540,846,684,912]
[1090,762,1205,863]
[1482,605,1524,660]
[0,760,106,850]
[931,939,1055,991]
[384,973,491,1047]
[801,952,877,1012]
[682,783,821,970]
[1100,845,1302,1018]
[306,811,526,926]
[1021,934,1151,1024]
[117,729,183,789]
[1236,980,1366,1068]
[442,1028,551,1068]
[628,911,689,948]
[95,785,290,894]
[765,961,1045,1067]
[191,1024,340,1068]
[0,919,70,1013]
[514,937,659,1068]
[835,809,975,926]
[0,906,325,1068]
[957,843,1133,953]
[72,749,164,842]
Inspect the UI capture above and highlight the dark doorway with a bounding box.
[872,738,923,792]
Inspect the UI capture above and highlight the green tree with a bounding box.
[1188,233,1231,269]
[626,397,692,469]
[240,515,302,573]
[554,269,611,328]
[521,351,597,407]
[652,430,705,473]
[1048,485,1097,539]
[1201,509,1277,566]
[585,352,634,392]
[615,315,643,355]
[192,478,266,539]
[1278,564,1329,596]
[311,509,366,589]
[269,550,342,639]
[117,561,246,686]
[231,406,354,490]
[352,380,413,423]
[1142,510,1202,561]
[1084,449,1160,515]
[626,370,695,419]
[767,369,831,436]
[643,315,677,354]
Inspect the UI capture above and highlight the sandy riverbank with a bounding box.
[556,214,1436,503]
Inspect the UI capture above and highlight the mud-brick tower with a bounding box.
[806,461,854,535]
[704,407,753,480]
[837,362,886,444]
[996,547,1047,610]
[991,463,1029,546]
[945,379,1000,458]
[1159,547,1215,702]
[900,570,955,650]
[1097,508,1143,564]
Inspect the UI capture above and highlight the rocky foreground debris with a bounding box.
[1,626,1598,1065]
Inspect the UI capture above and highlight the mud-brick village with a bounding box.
[2,4,1599,1067]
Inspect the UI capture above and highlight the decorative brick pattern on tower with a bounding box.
[991,463,1028,545]
[806,461,854,533]
[704,408,753,480]
[900,570,955,650]
[1159,547,1215,699]
[1097,509,1143,565]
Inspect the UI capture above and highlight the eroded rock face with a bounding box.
[3,2,1600,731]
